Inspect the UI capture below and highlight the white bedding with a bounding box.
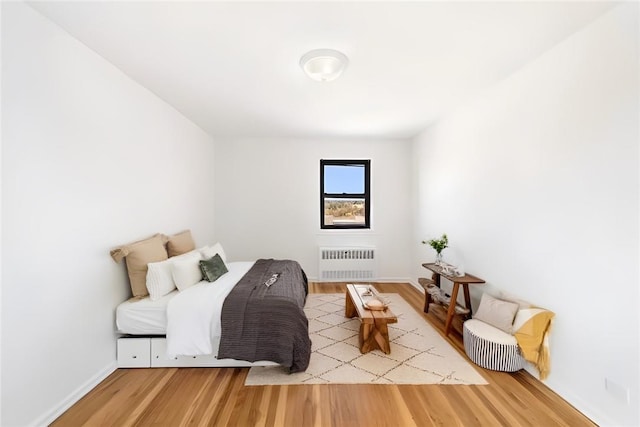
[116,290,176,335]
[166,261,254,358]
[116,261,255,358]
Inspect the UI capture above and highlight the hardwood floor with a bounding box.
[52,282,595,426]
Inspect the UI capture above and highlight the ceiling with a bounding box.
[29,1,615,140]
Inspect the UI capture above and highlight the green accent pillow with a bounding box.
[199,254,228,282]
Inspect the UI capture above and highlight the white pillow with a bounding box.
[146,249,203,298]
[171,252,203,291]
[473,293,520,334]
[171,249,201,261]
[199,242,227,263]
[146,259,175,301]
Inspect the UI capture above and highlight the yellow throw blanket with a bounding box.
[513,309,555,380]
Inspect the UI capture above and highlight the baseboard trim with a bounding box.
[31,361,117,427]
[408,279,421,292]
[308,276,414,284]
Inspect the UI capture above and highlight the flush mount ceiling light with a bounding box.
[300,49,348,82]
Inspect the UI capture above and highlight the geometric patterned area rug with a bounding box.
[245,293,488,385]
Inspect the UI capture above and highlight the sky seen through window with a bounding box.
[324,164,364,194]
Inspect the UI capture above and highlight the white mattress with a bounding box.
[116,290,177,335]
[115,261,254,337]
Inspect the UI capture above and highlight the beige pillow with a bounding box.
[167,230,196,257]
[473,293,520,334]
[110,234,169,298]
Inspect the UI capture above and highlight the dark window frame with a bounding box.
[320,159,371,229]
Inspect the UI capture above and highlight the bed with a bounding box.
[114,237,311,373]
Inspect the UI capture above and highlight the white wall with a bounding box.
[0,3,4,424]
[412,4,638,426]
[214,137,412,281]
[1,3,216,426]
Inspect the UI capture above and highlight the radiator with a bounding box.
[318,247,377,281]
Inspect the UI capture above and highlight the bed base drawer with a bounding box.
[151,338,278,367]
[117,337,151,367]
[117,337,278,368]
[152,337,217,367]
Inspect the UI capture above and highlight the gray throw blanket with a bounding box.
[217,259,311,373]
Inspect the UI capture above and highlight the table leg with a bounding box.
[424,289,431,313]
[425,272,441,313]
[374,320,391,354]
[345,291,356,318]
[444,283,460,336]
[359,323,372,353]
[462,284,472,315]
[359,320,391,354]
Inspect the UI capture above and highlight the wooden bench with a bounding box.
[345,284,397,354]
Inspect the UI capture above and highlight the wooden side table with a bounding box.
[421,263,485,336]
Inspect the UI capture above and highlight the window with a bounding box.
[320,159,370,229]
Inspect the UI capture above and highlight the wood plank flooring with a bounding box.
[52,282,595,426]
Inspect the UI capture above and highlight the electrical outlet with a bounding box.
[605,378,630,404]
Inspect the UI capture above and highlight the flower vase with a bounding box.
[435,252,443,266]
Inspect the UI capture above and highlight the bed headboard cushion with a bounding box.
[110,233,169,298]
[167,230,196,257]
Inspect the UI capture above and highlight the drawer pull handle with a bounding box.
[132,356,137,359]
